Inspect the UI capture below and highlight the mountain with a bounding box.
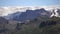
[0,6,60,34]
[50,9,60,17]
[4,8,51,22]
[0,6,60,16]
[1,6,60,22]
[4,11,22,20]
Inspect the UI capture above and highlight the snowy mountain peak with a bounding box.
[50,9,60,17]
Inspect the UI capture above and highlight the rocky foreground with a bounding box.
[0,16,60,34]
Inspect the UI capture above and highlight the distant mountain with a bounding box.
[0,6,60,16]
[4,11,22,20]
[4,8,51,22]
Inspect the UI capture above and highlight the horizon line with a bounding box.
[0,5,60,7]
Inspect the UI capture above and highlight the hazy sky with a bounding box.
[0,0,60,6]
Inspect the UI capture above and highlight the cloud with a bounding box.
[0,6,60,16]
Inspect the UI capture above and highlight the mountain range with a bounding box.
[4,8,60,22]
[0,6,60,16]
[0,6,60,22]
[4,8,50,21]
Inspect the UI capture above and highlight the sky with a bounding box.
[0,0,60,6]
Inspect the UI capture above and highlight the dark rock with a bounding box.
[48,21,56,26]
[39,21,57,28]
[39,21,47,28]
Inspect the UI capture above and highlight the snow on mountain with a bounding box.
[0,6,60,18]
[50,9,60,17]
